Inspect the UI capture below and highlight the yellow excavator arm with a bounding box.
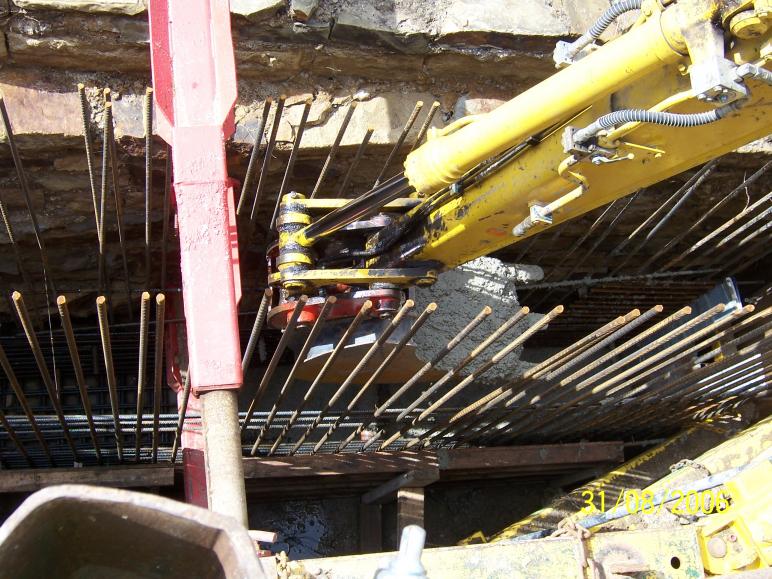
[270,0,772,307]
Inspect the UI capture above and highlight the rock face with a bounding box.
[13,0,147,15]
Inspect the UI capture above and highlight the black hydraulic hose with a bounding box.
[573,102,741,144]
[567,0,642,58]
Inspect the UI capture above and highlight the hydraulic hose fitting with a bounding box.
[554,0,644,67]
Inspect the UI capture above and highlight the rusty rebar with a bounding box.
[12,292,77,460]
[410,101,440,152]
[135,292,151,461]
[152,293,166,462]
[144,87,154,287]
[659,161,772,270]
[373,101,423,187]
[310,101,357,199]
[0,342,52,464]
[98,96,110,298]
[242,288,273,376]
[250,95,285,222]
[310,300,416,453]
[271,98,312,228]
[278,97,313,198]
[0,96,57,298]
[269,300,373,456]
[251,296,337,454]
[0,410,32,466]
[160,145,172,289]
[170,370,191,464]
[338,127,374,197]
[96,295,124,460]
[395,306,531,423]
[77,84,101,246]
[336,302,437,452]
[374,305,492,418]
[57,295,102,462]
[237,98,272,216]
[401,305,565,450]
[104,91,133,320]
[498,304,741,442]
[242,295,308,433]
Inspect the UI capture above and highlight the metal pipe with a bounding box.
[144,87,154,287]
[336,302,437,452]
[250,95,285,222]
[310,102,357,199]
[96,295,124,461]
[374,101,423,187]
[236,97,272,216]
[0,343,52,464]
[104,92,133,319]
[241,295,307,433]
[338,127,374,197]
[12,292,77,460]
[152,293,166,462]
[170,370,191,464]
[310,300,415,453]
[57,295,102,463]
[410,101,440,152]
[0,96,58,298]
[269,300,372,456]
[201,388,248,526]
[250,296,337,454]
[135,292,151,461]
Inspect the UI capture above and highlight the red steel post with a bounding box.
[148,0,247,525]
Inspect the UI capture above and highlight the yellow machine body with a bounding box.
[273,0,772,293]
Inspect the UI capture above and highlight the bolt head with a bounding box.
[707,537,727,558]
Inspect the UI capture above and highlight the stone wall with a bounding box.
[0,0,769,319]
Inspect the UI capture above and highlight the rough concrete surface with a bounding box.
[414,257,544,383]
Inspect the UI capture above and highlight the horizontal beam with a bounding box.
[362,468,440,505]
[0,465,174,493]
[242,442,623,481]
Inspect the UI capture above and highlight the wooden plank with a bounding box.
[359,503,382,553]
[396,487,424,537]
[0,464,174,493]
[362,468,439,505]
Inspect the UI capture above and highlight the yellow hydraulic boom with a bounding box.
[270,0,772,318]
